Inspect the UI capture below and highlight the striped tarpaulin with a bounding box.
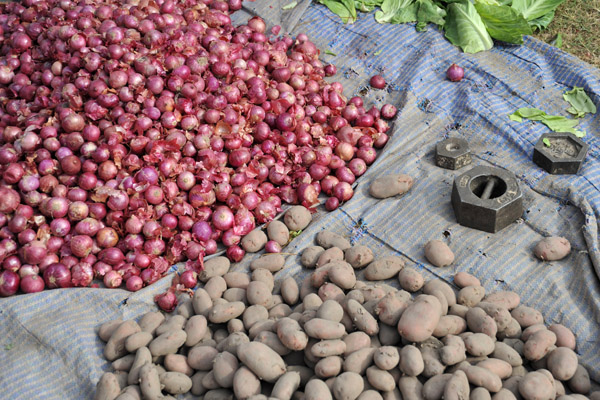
[1,2,599,398]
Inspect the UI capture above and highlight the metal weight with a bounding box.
[435,138,472,170]
[451,166,523,233]
[533,132,589,175]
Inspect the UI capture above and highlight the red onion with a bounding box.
[155,290,178,312]
[70,235,93,258]
[71,262,93,287]
[333,182,354,202]
[265,240,282,253]
[369,75,386,89]
[212,206,235,231]
[180,270,197,289]
[0,270,19,296]
[226,245,245,263]
[43,263,72,289]
[381,104,398,119]
[126,275,143,292]
[20,274,45,293]
[103,270,122,288]
[446,64,464,82]
[325,197,340,211]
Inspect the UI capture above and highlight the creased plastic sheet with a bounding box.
[1,2,600,399]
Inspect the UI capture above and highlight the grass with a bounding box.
[533,0,600,68]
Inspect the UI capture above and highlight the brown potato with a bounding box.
[365,256,404,280]
[398,267,424,292]
[333,372,364,400]
[345,245,375,269]
[267,220,290,247]
[316,231,351,251]
[454,272,481,288]
[241,229,268,253]
[548,324,576,350]
[519,371,555,400]
[458,286,486,307]
[199,256,230,282]
[424,240,454,267]
[397,295,442,342]
[250,254,285,272]
[94,373,121,400]
[546,347,578,381]
[237,342,286,383]
[233,367,261,400]
[534,237,571,261]
[523,329,556,361]
[283,206,312,231]
[369,174,413,199]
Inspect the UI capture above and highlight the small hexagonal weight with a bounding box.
[451,166,523,233]
[435,138,472,170]
[533,132,589,175]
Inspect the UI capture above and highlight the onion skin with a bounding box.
[446,64,464,82]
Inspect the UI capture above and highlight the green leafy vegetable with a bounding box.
[563,87,597,118]
[374,49,383,55]
[416,0,446,31]
[550,32,562,48]
[324,49,337,56]
[509,107,585,137]
[511,0,566,21]
[289,230,303,239]
[542,138,551,147]
[4,343,13,351]
[354,0,384,12]
[282,1,298,10]
[528,10,555,30]
[444,1,493,53]
[318,0,357,23]
[474,3,532,44]
[375,0,415,23]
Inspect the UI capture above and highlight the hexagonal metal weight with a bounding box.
[451,166,523,233]
[435,138,472,170]
[533,132,589,175]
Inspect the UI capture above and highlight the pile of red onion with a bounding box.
[0,0,396,297]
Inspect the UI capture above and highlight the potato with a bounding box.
[301,246,325,268]
[374,346,399,370]
[155,315,186,336]
[316,230,351,251]
[366,366,396,392]
[424,280,457,306]
[358,390,385,400]
[277,317,309,351]
[424,240,454,268]
[333,372,364,400]
[319,283,345,304]
[534,237,571,261]
[149,329,187,357]
[399,345,424,376]
[397,295,442,342]
[199,256,230,282]
[462,365,502,393]
[477,359,512,380]
[519,371,555,400]
[188,346,219,370]
[440,335,466,366]
[114,386,141,400]
[458,286,486,307]
[192,288,213,317]
[125,331,153,353]
[511,306,543,328]
[568,365,591,394]
[233,367,261,399]
[346,299,379,335]
[398,376,424,400]
[266,220,289,246]
[374,291,411,326]
[548,324,576,350]
[216,332,250,356]
[317,300,345,323]
[98,319,123,342]
[315,355,343,378]
[344,245,374,269]
[255,331,291,356]
[453,272,481,288]
[318,247,345,267]
[94,372,121,400]
[521,324,546,342]
[304,318,346,340]
[311,339,346,358]
[344,347,376,375]
[209,301,245,324]
[112,354,135,372]
[105,320,142,361]
[164,354,193,376]
[491,389,516,400]
[252,268,275,291]
[246,281,272,307]
[369,174,413,199]
[212,351,238,388]
[328,261,357,290]
[421,346,445,378]
[127,347,152,385]
[241,229,268,253]
[363,256,403,280]
[223,288,246,303]
[343,332,371,356]
[160,372,193,394]
[280,277,300,305]
[476,302,511,332]
[449,304,469,319]
[484,291,520,310]
[205,276,227,300]
[139,364,162,400]
[434,315,467,338]
[546,347,578,381]
[250,254,285,272]
[304,293,324,311]
[466,307,497,338]
[204,389,234,400]
[464,333,495,357]
[420,374,450,400]
[284,206,312,231]
[272,372,301,400]
[523,330,556,361]
[445,370,470,400]
[237,342,286,382]
[305,379,333,400]
[398,267,424,292]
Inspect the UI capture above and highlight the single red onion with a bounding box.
[226,245,245,263]
[446,64,464,82]
[155,290,178,312]
[126,275,143,292]
[369,75,386,89]
[180,270,197,289]
[43,263,72,289]
[20,274,45,294]
[0,270,19,296]
[265,240,282,253]
[103,270,122,288]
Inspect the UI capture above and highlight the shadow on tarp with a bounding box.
[1,2,600,398]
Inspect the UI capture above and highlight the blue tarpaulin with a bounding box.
[1,2,599,398]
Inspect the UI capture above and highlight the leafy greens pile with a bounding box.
[316,0,567,53]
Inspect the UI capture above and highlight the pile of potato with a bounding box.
[94,229,598,400]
